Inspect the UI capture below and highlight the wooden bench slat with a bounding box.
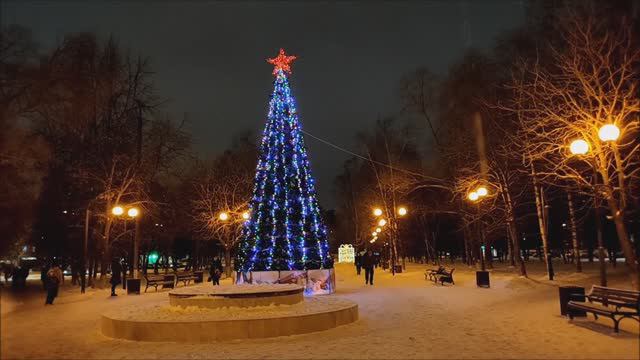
[568,301,638,315]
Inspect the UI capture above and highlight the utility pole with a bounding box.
[133,216,140,279]
[82,209,90,293]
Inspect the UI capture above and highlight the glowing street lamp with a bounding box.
[378,219,387,227]
[569,139,590,155]
[397,207,408,216]
[111,205,142,279]
[218,212,229,221]
[373,208,383,217]
[242,211,250,220]
[371,231,377,237]
[375,227,382,233]
[468,192,479,202]
[127,207,139,218]
[476,187,488,197]
[598,124,620,142]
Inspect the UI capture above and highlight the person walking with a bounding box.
[45,262,63,305]
[210,256,223,286]
[355,253,362,275]
[110,258,122,296]
[362,249,376,286]
[40,262,50,290]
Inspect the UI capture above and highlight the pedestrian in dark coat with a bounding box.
[355,254,362,275]
[110,258,122,296]
[41,263,50,290]
[210,257,223,286]
[45,263,63,304]
[362,250,376,285]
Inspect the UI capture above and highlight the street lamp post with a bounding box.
[467,185,492,288]
[467,187,489,271]
[215,210,250,276]
[82,209,90,292]
[372,206,408,275]
[112,205,140,279]
[568,125,620,287]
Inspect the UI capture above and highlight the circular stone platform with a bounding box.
[101,296,358,342]
[168,283,304,309]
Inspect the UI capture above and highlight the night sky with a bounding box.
[2,1,524,207]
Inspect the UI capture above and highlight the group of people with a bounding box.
[37,254,227,306]
[355,250,377,285]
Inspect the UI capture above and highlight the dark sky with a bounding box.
[2,1,524,207]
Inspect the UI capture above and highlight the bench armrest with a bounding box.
[568,294,585,301]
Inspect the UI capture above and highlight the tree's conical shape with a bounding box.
[236,68,332,271]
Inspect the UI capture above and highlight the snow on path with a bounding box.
[1,262,638,359]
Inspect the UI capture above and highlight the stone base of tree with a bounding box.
[234,268,336,295]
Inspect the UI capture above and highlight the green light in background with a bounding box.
[148,251,159,265]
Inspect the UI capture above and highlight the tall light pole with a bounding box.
[372,205,408,274]
[467,186,489,271]
[112,205,141,279]
[82,209,90,292]
[568,125,620,287]
[128,208,140,280]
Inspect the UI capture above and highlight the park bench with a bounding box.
[567,285,640,332]
[425,266,455,285]
[425,266,445,281]
[434,268,455,286]
[175,271,198,286]
[144,274,175,292]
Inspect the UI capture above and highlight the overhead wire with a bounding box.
[300,129,445,183]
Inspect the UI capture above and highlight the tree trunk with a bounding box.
[531,165,553,280]
[506,225,515,267]
[194,239,200,271]
[462,227,469,265]
[87,254,94,287]
[567,191,582,272]
[500,173,526,277]
[604,193,638,290]
[101,204,113,279]
[224,247,232,278]
[142,254,148,275]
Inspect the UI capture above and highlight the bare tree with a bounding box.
[192,135,256,276]
[507,13,640,288]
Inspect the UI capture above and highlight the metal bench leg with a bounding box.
[612,317,620,333]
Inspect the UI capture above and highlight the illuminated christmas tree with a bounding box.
[236,49,332,272]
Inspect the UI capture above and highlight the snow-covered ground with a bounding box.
[1,261,638,359]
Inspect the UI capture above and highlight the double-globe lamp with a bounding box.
[111,205,139,218]
[468,186,488,202]
[372,207,408,217]
[570,124,620,156]
[218,211,250,222]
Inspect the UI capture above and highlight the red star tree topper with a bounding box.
[267,48,297,75]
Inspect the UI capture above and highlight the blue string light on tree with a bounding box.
[235,49,333,272]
